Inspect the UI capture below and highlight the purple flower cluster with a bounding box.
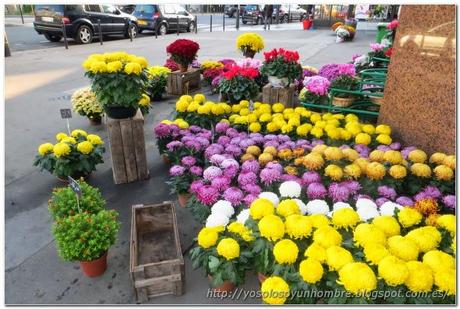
[303,76,331,95]
[318,63,356,81]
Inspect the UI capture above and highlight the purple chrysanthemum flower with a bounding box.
[376,197,390,207]
[260,168,282,185]
[328,183,351,203]
[278,144,291,151]
[339,145,351,150]
[240,138,256,149]
[243,183,261,195]
[296,139,310,147]
[181,156,196,167]
[243,194,257,206]
[442,195,456,209]
[221,158,239,169]
[205,145,224,159]
[189,166,203,176]
[238,172,257,186]
[396,196,414,206]
[413,191,430,202]
[210,154,226,165]
[166,141,183,151]
[307,182,328,199]
[311,139,325,147]
[341,180,362,194]
[215,122,230,134]
[377,145,391,152]
[249,133,265,144]
[241,160,260,174]
[401,146,417,159]
[225,145,243,157]
[421,186,442,200]
[196,185,219,205]
[153,123,171,138]
[184,140,202,152]
[264,134,277,141]
[302,171,322,186]
[230,137,242,145]
[169,165,185,176]
[389,142,401,150]
[190,180,204,194]
[226,128,239,138]
[265,162,283,172]
[264,141,280,148]
[203,166,223,181]
[217,135,231,146]
[281,174,301,183]
[188,125,202,133]
[378,186,397,200]
[196,137,210,148]
[278,135,291,143]
[211,176,232,191]
[224,187,244,206]
[198,130,212,139]
[224,165,239,179]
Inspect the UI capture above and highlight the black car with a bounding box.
[224,5,245,18]
[133,4,195,35]
[33,4,138,44]
[242,5,263,25]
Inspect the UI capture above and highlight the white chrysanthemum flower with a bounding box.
[279,181,302,198]
[333,202,352,211]
[356,198,378,210]
[306,199,330,215]
[206,213,229,228]
[379,201,403,216]
[258,192,280,207]
[211,200,234,218]
[357,206,380,221]
[293,199,307,215]
[236,209,250,224]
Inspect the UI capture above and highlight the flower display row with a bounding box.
[190,185,455,304]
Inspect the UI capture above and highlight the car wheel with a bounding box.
[187,21,195,33]
[158,23,167,36]
[138,29,143,34]
[255,18,260,25]
[242,20,247,24]
[75,25,93,44]
[125,23,138,38]
[44,33,62,42]
[283,15,289,23]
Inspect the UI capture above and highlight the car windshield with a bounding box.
[135,5,156,14]
[34,5,64,14]
[246,5,258,11]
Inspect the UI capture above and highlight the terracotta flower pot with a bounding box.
[208,275,235,293]
[332,96,354,107]
[257,272,267,284]
[178,193,191,207]
[80,251,108,277]
[89,116,102,126]
[162,155,171,165]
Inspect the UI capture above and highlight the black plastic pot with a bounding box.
[104,105,137,119]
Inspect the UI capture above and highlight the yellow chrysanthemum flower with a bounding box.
[355,133,371,145]
[261,276,290,305]
[342,148,360,161]
[304,242,327,263]
[53,142,71,158]
[197,226,220,248]
[383,150,403,165]
[250,198,275,220]
[387,235,420,261]
[258,214,285,241]
[372,216,400,237]
[216,238,240,260]
[302,153,325,171]
[413,198,439,216]
[77,141,93,155]
[378,255,409,286]
[389,164,407,179]
[338,262,377,294]
[405,261,433,292]
[410,163,432,178]
[406,226,441,253]
[236,32,265,53]
[429,152,447,165]
[375,124,391,135]
[106,60,123,73]
[363,243,389,265]
[326,246,354,271]
[71,129,87,138]
[309,214,330,229]
[344,163,361,179]
[397,207,423,228]
[86,134,104,145]
[285,215,312,239]
[369,149,385,162]
[299,258,323,284]
[38,143,54,156]
[277,199,300,217]
[124,62,142,75]
[436,214,456,235]
[376,133,392,145]
[408,149,428,163]
[138,93,150,106]
[365,162,386,180]
[332,208,360,230]
[313,226,342,248]
[56,132,68,141]
[434,268,456,295]
[442,155,455,169]
[273,239,299,264]
[324,164,343,181]
[353,223,387,247]
[423,250,455,272]
[434,165,454,181]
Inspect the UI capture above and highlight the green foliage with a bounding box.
[84,70,149,109]
[147,74,168,99]
[330,75,360,98]
[167,173,197,195]
[217,75,259,103]
[261,58,302,84]
[52,210,120,262]
[186,196,211,224]
[48,180,106,221]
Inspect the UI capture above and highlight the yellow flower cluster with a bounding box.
[138,93,151,107]
[201,60,224,70]
[236,32,265,53]
[71,87,103,117]
[147,66,171,78]
[38,129,103,158]
[175,94,232,116]
[82,52,148,75]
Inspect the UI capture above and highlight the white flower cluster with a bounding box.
[279,181,302,198]
[206,200,234,227]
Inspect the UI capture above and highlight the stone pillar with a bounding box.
[378,5,455,154]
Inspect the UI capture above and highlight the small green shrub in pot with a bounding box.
[330,75,360,98]
[48,180,105,221]
[53,210,120,277]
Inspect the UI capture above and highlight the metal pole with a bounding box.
[177,16,179,35]
[19,5,24,24]
[98,19,103,45]
[210,14,212,32]
[155,23,158,38]
[222,12,225,31]
[129,24,133,42]
[288,5,291,23]
[236,5,240,30]
[195,16,198,33]
[62,21,68,49]
[4,33,11,57]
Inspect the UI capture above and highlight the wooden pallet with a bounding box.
[106,110,149,184]
[130,202,184,303]
[262,84,297,108]
[166,68,201,96]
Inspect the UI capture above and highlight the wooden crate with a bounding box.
[166,68,201,96]
[130,202,184,303]
[106,110,149,184]
[262,84,297,108]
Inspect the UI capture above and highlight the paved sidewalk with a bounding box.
[5,29,376,304]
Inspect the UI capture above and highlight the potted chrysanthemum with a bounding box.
[146,66,171,101]
[82,52,149,119]
[166,39,200,73]
[33,129,105,182]
[328,64,359,107]
[236,32,265,58]
[299,75,331,105]
[71,87,104,125]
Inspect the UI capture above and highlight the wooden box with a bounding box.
[262,84,297,108]
[106,110,149,184]
[166,68,201,95]
[130,202,185,303]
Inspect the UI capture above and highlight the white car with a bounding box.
[275,4,307,23]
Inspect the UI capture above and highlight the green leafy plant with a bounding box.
[33,130,105,179]
[52,210,120,262]
[71,87,104,121]
[48,180,105,221]
[147,66,171,99]
[330,75,360,98]
[217,67,259,103]
[261,48,303,84]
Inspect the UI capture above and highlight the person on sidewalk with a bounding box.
[263,5,273,30]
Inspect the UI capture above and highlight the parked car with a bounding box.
[132,4,195,35]
[274,4,308,23]
[118,5,136,14]
[33,4,138,44]
[224,5,245,18]
[242,5,263,25]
